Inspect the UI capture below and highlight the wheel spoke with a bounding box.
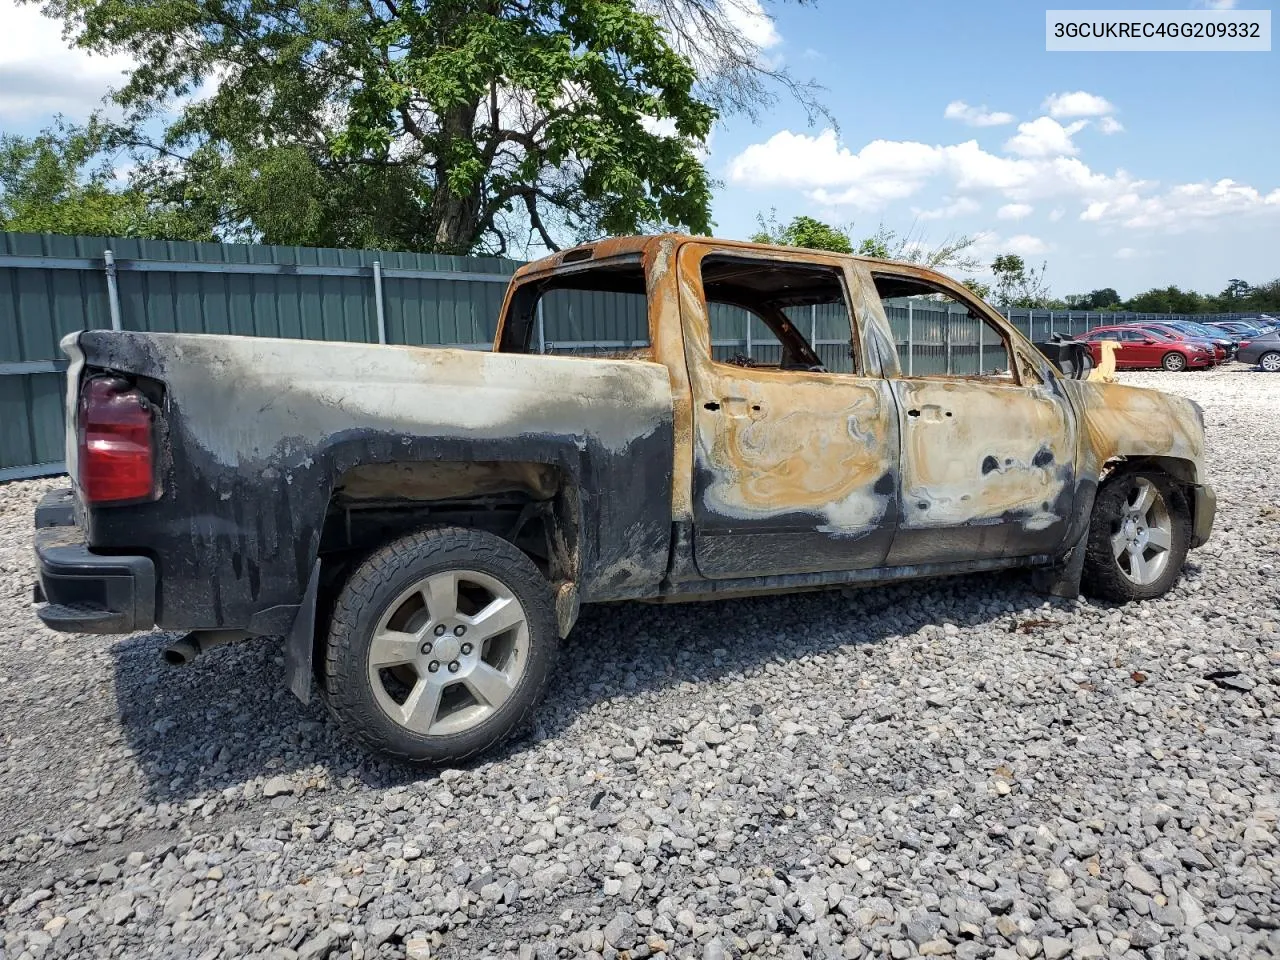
[1111,531,1129,561]
[422,572,458,622]
[1146,525,1171,551]
[369,628,420,668]
[465,662,516,707]
[1129,550,1152,584]
[401,679,443,734]
[465,596,524,641]
[1130,479,1156,518]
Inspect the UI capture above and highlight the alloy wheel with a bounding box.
[1110,477,1173,586]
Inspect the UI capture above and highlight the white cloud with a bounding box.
[728,127,1145,211]
[943,100,1015,127]
[0,0,132,121]
[1004,117,1088,158]
[1115,247,1140,259]
[1193,0,1236,8]
[1081,178,1280,231]
[720,0,781,50]
[915,197,980,221]
[1049,208,1065,222]
[1005,234,1049,256]
[1098,116,1124,135]
[997,203,1034,220]
[1043,91,1117,118]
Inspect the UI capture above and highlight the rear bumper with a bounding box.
[1190,483,1216,549]
[33,488,156,633]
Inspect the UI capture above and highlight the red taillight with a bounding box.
[78,377,155,504]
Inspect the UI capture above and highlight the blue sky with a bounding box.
[0,0,1275,298]
[706,0,1279,297]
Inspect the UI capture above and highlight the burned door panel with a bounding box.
[676,244,900,579]
[887,378,1077,565]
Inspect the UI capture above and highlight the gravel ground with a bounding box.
[1,364,1277,960]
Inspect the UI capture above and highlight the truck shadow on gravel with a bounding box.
[110,571,1069,803]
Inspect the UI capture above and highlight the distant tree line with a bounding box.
[751,214,1279,316]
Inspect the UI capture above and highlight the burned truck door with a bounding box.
[867,269,1079,565]
[676,244,900,579]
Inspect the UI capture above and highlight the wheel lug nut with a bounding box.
[420,642,432,655]
[428,661,440,673]
[461,642,472,655]
[433,624,446,636]
[448,660,460,673]
[454,625,466,636]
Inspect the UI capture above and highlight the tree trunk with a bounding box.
[429,101,483,254]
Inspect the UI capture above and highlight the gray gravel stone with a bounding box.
[0,368,1276,960]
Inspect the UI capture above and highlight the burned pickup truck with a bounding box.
[34,236,1215,763]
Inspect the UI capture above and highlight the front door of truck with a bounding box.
[678,244,900,579]
[868,269,1079,565]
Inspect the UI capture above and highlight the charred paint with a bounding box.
[52,232,1213,654]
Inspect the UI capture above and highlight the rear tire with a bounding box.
[1161,352,1187,372]
[322,526,558,765]
[1259,351,1280,373]
[1082,470,1190,602]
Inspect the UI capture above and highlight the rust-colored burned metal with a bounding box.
[508,234,1209,570]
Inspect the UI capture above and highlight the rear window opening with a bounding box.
[497,257,650,358]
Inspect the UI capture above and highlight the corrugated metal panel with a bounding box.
[0,228,1259,478]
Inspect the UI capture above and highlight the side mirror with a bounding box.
[1141,338,1156,345]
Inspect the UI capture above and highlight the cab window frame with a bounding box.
[698,253,862,377]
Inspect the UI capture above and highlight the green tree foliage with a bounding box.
[1120,285,1214,314]
[989,253,1055,309]
[0,118,209,239]
[751,211,853,253]
[752,211,980,271]
[32,0,735,254]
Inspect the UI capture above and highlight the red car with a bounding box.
[1076,325,1218,372]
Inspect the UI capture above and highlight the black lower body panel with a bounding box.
[34,489,156,634]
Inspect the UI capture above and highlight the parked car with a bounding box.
[1076,325,1217,371]
[1237,328,1280,371]
[32,235,1217,764]
[1130,323,1231,363]
[1130,320,1237,358]
[1208,320,1268,339]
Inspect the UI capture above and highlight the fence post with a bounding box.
[372,260,387,344]
[536,299,546,354]
[1048,310,1054,339]
[745,309,752,360]
[978,315,984,373]
[945,307,953,375]
[103,250,122,331]
[907,300,914,375]
[810,304,817,351]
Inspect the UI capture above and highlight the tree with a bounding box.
[961,278,992,301]
[751,212,981,271]
[1063,287,1120,311]
[1121,286,1213,314]
[751,210,853,253]
[0,118,208,239]
[989,253,1054,308]
[31,0,819,255]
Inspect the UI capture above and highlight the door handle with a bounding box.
[705,397,764,418]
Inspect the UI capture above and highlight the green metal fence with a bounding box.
[0,229,1258,480]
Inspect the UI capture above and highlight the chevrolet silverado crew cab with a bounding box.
[34,236,1216,764]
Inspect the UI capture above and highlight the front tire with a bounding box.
[323,526,558,765]
[1259,351,1280,373]
[1161,352,1187,372]
[1082,471,1190,602]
